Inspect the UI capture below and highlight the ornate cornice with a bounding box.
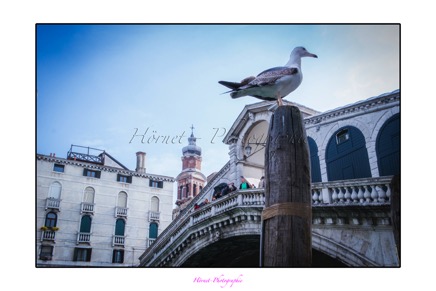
[304,89,400,127]
[36,154,175,182]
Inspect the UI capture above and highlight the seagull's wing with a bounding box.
[247,66,299,87]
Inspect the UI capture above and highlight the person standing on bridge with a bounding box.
[239,176,252,190]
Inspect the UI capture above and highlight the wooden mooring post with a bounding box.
[260,105,312,267]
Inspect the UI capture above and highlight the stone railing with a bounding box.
[45,198,61,210]
[113,235,125,247]
[139,189,264,265]
[148,211,160,222]
[139,176,394,266]
[311,176,393,205]
[80,202,95,214]
[115,207,128,217]
[77,232,91,244]
[41,230,56,242]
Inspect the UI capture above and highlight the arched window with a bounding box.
[115,219,125,236]
[80,215,92,233]
[83,187,95,203]
[376,114,400,176]
[308,137,322,183]
[151,196,159,212]
[117,192,127,208]
[149,222,158,239]
[45,212,57,227]
[326,126,371,181]
[48,182,62,199]
[193,184,197,196]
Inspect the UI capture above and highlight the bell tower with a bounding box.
[175,125,207,206]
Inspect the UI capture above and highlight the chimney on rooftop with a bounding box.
[136,151,146,173]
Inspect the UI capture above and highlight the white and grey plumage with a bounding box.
[219,46,317,106]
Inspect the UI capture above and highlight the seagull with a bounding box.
[218,46,317,106]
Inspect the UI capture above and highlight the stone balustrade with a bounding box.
[46,198,61,210]
[41,230,56,241]
[113,235,125,246]
[148,211,160,222]
[77,232,91,244]
[115,207,128,217]
[139,176,394,266]
[80,202,95,214]
[311,176,393,205]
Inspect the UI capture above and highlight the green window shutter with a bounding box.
[80,215,92,233]
[115,219,125,236]
[149,222,158,239]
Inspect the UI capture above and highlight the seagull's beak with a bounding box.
[308,52,318,58]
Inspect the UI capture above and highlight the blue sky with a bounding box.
[37,24,399,184]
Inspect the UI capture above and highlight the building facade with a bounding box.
[36,146,175,267]
[222,89,400,188]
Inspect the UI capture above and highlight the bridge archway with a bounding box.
[181,235,260,267]
[179,234,347,267]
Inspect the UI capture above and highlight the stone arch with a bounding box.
[376,113,400,176]
[237,118,269,161]
[307,136,322,182]
[117,191,128,208]
[48,181,62,199]
[235,118,269,187]
[320,118,372,151]
[83,187,95,203]
[150,196,160,212]
[325,126,372,181]
[312,232,378,266]
[370,107,400,142]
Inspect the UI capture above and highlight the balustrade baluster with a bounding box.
[357,186,364,203]
[344,187,352,203]
[350,187,358,203]
[376,185,386,202]
[364,185,371,203]
[370,185,379,203]
[255,193,261,205]
[312,189,319,204]
[385,183,391,202]
[338,187,345,203]
[330,187,338,203]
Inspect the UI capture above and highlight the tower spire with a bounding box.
[175,125,207,208]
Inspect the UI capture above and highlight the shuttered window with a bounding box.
[83,168,101,178]
[115,219,125,236]
[149,179,164,188]
[326,126,371,181]
[80,215,92,233]
[376,114,400,176]
[308,137,322,183]
[149,222,158,239]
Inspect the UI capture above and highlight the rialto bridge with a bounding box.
[139,90,400,267]
[138,175,399,267]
